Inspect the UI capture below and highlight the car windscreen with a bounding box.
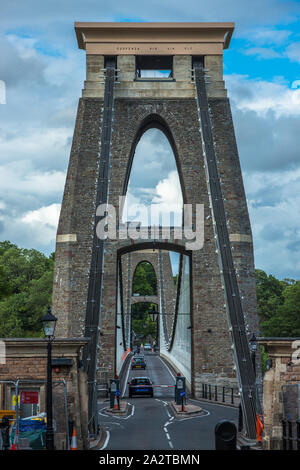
[131,378,150,385]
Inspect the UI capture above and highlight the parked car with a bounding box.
[128,377,153,398]
[143,343,152,351]
[131,356,146,369]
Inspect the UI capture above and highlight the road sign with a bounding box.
[115,390,120,396]
[180,391,186,397]
[20,391,39,405]
[177,379,184,389]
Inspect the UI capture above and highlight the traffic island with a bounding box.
[170,400,203,417]
[105,400,129,416]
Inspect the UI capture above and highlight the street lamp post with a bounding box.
[42,306,57,451]
[149,306,159,351]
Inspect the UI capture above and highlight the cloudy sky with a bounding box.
[0,0,300,280]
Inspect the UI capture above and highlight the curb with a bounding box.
[89,426,106,450]
[104,400,130,417]
[169,400,204,418]
[189,397,239,409]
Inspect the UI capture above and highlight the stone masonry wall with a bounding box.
[0,339,89,450]
[52,56,258,395]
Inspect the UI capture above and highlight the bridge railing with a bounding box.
[282,420,300,450]
[198,383,240,407]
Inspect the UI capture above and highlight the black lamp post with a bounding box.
[149,306,159,351]
[42,306,57,450]
[249,333,257,377]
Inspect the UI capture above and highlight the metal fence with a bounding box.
[198,383,240,406]
[0,379,70,450]
[282,420,300,450]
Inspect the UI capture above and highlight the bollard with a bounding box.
[180,391,186,412]
[238,403,243,432]
[115,389,120,410]
[215,420,237,450]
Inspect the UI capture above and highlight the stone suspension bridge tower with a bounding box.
[52,22,259,438]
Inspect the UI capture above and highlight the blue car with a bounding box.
[128,377,153,398]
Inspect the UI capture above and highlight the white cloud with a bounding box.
[246,28,292,46]
[243,47,282,59]
[153,171,183,213]
[122,171,183,226]
[226,74,300,118]
[0,0,299,279]
[21,203,60,228]
[1,204,61,251]
[6,34,40,60]
[0,128,72,166]
[243,167,300,279]
[0,163,66,197]
[285,41,300,64]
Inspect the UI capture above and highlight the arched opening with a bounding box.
[116,242,192,386]
[121,125,184,228]
[132,261,157,296]
[131,302,158,348]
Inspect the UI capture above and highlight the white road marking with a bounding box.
[100,430,110,450]
[123,404,135,420]
[99,406,109,417]
[98,403,135,420]
[163,419,176,446]
[178,409,210,421]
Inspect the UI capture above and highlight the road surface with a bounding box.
[98,350,238,450]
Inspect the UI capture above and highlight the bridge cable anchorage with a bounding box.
[83,58,117,435]
[193,59,258,440]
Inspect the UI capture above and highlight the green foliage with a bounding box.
[131,302,157,341]
[261,281,300,337]
[259,345,269,375]
[2,238,300,343]
[255,269,285,322]
[131,262,158,341]
[173,274,178,289]
[255,268,300,338]
[0,241,54,337]
[132,262,157,295]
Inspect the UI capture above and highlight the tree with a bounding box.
[261,281,300,337]
[131,303,157,341]
[255,269,286,323]
[132,262,157,296]
[0,241,54,337]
